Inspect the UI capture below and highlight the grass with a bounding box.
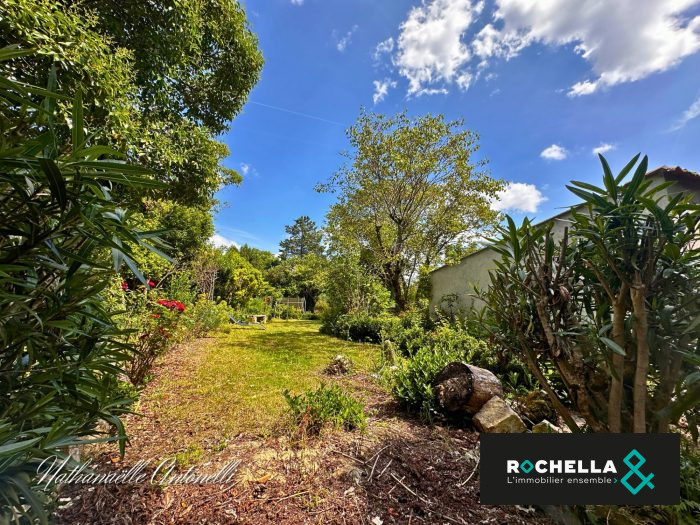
[147,320,377,439]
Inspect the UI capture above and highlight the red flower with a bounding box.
[121,281,129,291]
[147,279,156,288]
[151,313,161,319]
[156,298,186,312]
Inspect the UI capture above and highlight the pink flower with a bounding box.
[121,281,129,291]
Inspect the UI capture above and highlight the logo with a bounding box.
[480,434,679,505]
[620,449,654,495]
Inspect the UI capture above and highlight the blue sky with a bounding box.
[212,0,700,252]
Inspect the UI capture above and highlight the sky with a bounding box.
[212,0,700,253]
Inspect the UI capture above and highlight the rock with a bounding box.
[532,419,560,433]
[512,390,557,425]
[325,354,353,375]
[434,362,504,415]
[473,396,526,433]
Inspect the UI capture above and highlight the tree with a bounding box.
[481,155,700,434]
[279,216,324,259]
[266,254,326,310]
[214,247,269,307]
[0,0,263,208]
[320,110,503,311]
[240,244,278,271]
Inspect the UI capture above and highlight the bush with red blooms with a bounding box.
[156,298,186,312]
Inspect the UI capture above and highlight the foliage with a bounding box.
[322,313,398,343]
[387,329,487,419]
[319,110,503,310]
[112,284,186,386]
[283,383,367,435]
[273,304,304,320]
[266,253,326,311]
[0,61,164,523]
[480,154,700,433]
[214,247,269,307]
[240,244,277,271]
[0,0,263,209]
[279,215,324,259]
[185,295,235,337]
[319,253,394,330]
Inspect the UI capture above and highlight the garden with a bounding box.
[1,1,699,524]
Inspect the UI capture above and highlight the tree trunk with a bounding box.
[630,275,649,433]
[433,362,503,414]
[608,284,629,433]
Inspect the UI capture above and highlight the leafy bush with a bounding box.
[0,60,165,522]
[273,303,303,320]
[481,154,700,433]
[387,330,487,419]
[283,383,367,435]
[184,295,234,337]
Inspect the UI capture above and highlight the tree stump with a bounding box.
[433,362,503,414]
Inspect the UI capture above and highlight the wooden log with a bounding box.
[434,362,503,414]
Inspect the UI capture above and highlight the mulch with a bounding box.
[56,341,555,525]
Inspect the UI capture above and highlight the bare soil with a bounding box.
[57,329,555,525]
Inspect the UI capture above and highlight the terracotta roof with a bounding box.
[646,165,699,185]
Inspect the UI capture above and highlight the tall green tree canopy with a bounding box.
[279,215,325,259]
[0,0,263,208]
[320,110,503,311]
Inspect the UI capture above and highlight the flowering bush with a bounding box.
[157,298,186,312]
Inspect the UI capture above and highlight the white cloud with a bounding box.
[540,144,568,161]
[670,93,700,130]
[395,0,483,95]
[592,143,615,155]
[336,25,359,52]
[372,79,396,104]
[209,234,239,249]
[374,37,395,60]
[480,1,700,96]
[492,182,547,213]
[290,0,304,5]
[240,163,250,176]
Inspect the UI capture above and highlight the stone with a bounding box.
[532,419,560,433]
[473,396,526,433]
[324,354,353,375]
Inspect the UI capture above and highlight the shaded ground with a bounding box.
[57,320,554,524]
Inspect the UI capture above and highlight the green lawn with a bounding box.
[147,320,378,439]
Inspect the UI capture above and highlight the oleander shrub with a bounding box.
[0,56,166,522]
[283,383,367,435]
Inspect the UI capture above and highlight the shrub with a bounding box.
[273,304,303,320]
[481,154,700,433]
[388,330,486,419]
[181,295,233,337]
[283,383,367,435]
[0,67,165,521]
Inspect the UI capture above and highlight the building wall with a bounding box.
[429,174,699,316]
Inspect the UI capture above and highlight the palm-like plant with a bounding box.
[0,46,166,523]
[481,154,700,435]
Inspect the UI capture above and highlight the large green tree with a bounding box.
[0,0,263,208]
[279,215,325,259]
[320,111,503,311]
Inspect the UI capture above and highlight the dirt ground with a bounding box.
[56,329,555,525]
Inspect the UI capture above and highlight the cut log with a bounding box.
[434,362,503,414]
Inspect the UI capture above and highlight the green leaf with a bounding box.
[600,337,626,356]
[614,153,641,183]
[598,154,617,201]
[38,158,67,210]
[71,89,85,152]
[0,437,42,455]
